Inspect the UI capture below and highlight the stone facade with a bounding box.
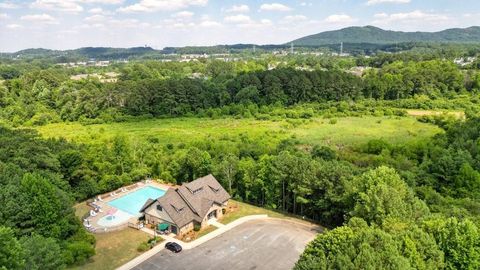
[145,202,227,236]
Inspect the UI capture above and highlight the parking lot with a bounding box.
[132,219,320,270]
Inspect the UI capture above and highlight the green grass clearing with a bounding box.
[35,116,441,148]
[294,116,442,147]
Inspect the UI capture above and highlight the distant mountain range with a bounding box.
[290,26,480,46]
[3,26,480,59]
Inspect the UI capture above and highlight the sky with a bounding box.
[1,0,480,52]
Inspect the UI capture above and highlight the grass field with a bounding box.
[70,228,150,270]
[36,115,441,148]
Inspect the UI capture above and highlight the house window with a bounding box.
[171,204,184,213]
[209,186,220,193]
[156,205,162,211]
[192,187,203,194]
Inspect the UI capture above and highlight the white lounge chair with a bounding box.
[97,196,103,201]
[90,210,97,217]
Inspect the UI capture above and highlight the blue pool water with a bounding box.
[108,186,166,216]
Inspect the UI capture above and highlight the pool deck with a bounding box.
[83,181,173,233]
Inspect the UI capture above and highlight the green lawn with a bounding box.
[220,200,299,225]
[196,225,217,238]
[35,115,441,148]
[70,228,150,270]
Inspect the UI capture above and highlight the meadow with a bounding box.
[36,115,441,148]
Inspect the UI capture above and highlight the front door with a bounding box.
[207,210,217,220]
[171,225,178,234]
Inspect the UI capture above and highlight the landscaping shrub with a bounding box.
[137,242,149,252]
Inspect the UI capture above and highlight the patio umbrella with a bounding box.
[158,223,169,231]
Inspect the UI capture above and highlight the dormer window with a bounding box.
[209,185,220,193]
[192,187,203,195]
[156,205,162,211]
[171,204,184,213]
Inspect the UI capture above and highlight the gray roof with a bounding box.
[141,174,230,228]
[177,174,230,218]
[139,198,155,213]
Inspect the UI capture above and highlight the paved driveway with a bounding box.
[132,219,320,270]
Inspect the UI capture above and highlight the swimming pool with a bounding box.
[108,186,166,216]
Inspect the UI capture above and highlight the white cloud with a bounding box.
[0,12,8,19]
[373,12,388,19]
[260,19,272,25]
[30,0,84,13]
[260,3,291,12]
[199,20,221,27]
[0,2,19,9]
[21,13,58,24]
[283,15,307,23]
[88,7,114,15]
[110,18,150,28]
[224,14,252,24]
[172,11,194,18]
[372,10,450,25]
[224,14,273,29]
[118,0,208,13]
[226,4,249,13]
[84,14,108,22]
[6,23,22,29]
[324,14,357,24]
[89,7,103,13]
[366,0,410,5]
[78,0,124,3]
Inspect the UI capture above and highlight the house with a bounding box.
[140,174,230,235]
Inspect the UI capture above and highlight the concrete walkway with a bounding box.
[117,215,268,270]
[208,219,225,228]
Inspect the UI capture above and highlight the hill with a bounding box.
[290,25,480,46]
[9,46,157,60]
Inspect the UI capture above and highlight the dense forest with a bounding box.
[1,50,480,269]
[0,57,479,127]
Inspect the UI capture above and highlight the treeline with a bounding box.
[0,59,479,126]
[295,116,480,269]
[0,128,95,269]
